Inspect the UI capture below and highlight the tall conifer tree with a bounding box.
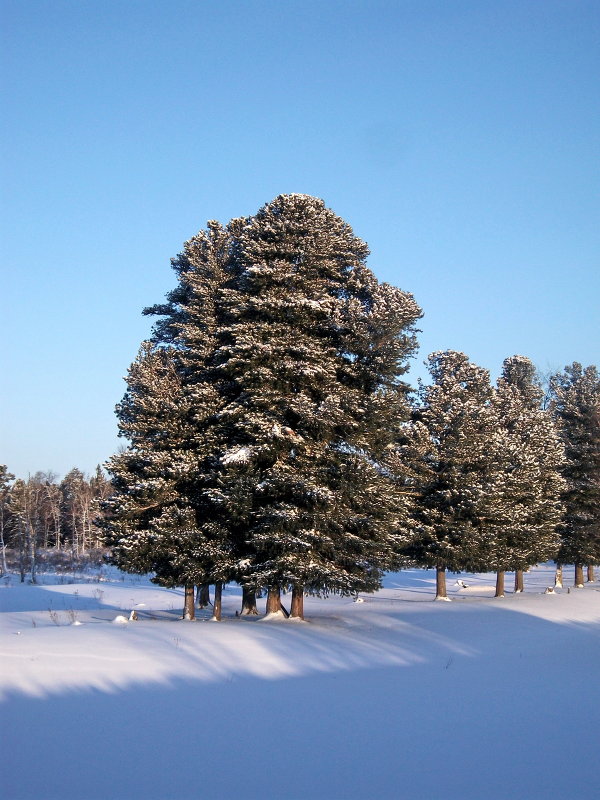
[401,351,498,599]
[103,224,238,618]
[550,363,600,586]
[104,195,422,619]
[210,195,422,616]
[486,356,564,596]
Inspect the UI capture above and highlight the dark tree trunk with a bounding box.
[213,582,223,621]
[435,566,447,600]
[28,524,37,585]
[266,586,281,614]
[183,584,195,620]
[196,583,211,608]
[0,532,7,576]
[574,563,584,587]
[240,585,259,615]
[19,532,26,582]
[554,563,563,588]
[290,585,304,620]
[587,565,595,582]
[495,570,505,598]
[514,569,524,593]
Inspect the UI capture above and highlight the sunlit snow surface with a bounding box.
[1,564,599,800]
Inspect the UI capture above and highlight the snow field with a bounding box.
[1,563,599,800]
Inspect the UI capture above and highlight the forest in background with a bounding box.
[0,466,109,581]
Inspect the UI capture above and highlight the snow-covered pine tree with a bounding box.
[211,194,422,617]
[141,217,277,616]
[102,344,193,618]
[486,356,564,596]
[400,351,498,599]
[103,223,247,619]
[102,345,232,619]
[105,196,421,620]
[145,221,242,619]
[550,363,600,587]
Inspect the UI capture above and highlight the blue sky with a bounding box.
[2,0,599,479]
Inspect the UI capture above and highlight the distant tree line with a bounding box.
[0,466,110,581]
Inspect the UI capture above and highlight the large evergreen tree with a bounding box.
[104,194,422,619]
[211,195,422,617]
[550,363,600,587]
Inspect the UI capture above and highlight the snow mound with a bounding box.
[112,615,129,625]
[259,610,287,622]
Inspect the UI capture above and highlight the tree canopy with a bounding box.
[102,194,423,616]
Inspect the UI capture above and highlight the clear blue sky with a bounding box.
[2,0,599,479]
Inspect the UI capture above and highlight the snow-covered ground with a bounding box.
[1,564,599,800]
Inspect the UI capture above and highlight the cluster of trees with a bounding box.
[102,194,422,619]
[0,466,110,581]
[401,352,599,599]
[99,194,600,619]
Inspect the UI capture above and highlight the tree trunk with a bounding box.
[81,507,89,553]
[240,585,259,615]
[18,525,26,582]
[183,584,195,620]
[554,563,563,588]
[213,582,223,621]
[574,563,584,588]
[0,523,8,576]
[28,522,37,584]
[266,586,282,614]
[435,566,447,600]
[19,540,26,582]
[587,565,595,582]
[495,570,505,598]
[514,569,524,593]
[290,585,304,620]
[196,583,211,608]
[51,503,61,550]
